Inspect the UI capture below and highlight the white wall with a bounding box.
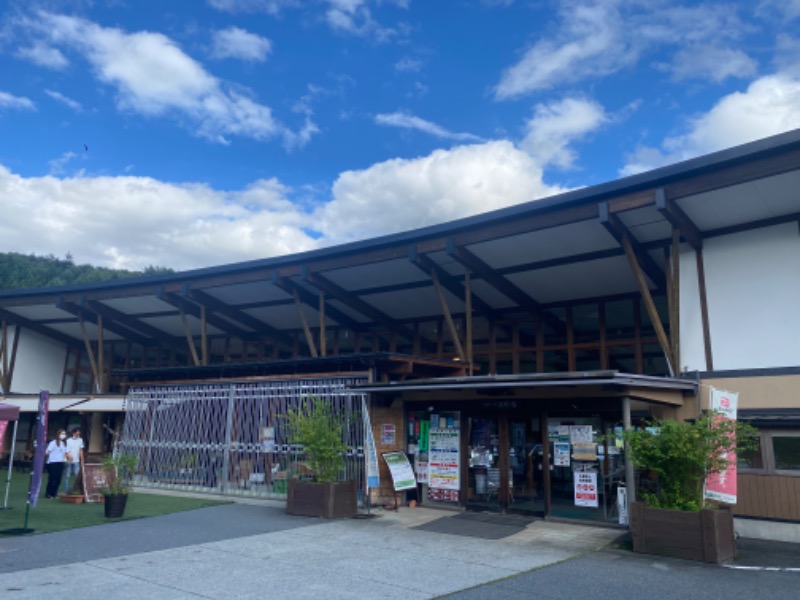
[10,328,68,393]
[680,222,800,372]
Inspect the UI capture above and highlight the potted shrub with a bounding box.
[625,414,758,563]
[101,453,138,518]
[59,480,85,504]
[283,395,357,519]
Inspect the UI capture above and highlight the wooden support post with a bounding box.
[319,291,326,357]
[621,233,675,376]
[430,269,466,361]
[540,411,551,517]
[78,317,102,393]
[179,307,201,366]
[0,320,7,393]
[696,249,714,371]
[97,315,105,393]
[465,269,473,376]
[671,227,681,373]
[200,305,208,366]
[623,396,636,506]
[293,289,318,358]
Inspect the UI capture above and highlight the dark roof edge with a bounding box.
[4,128,800,300]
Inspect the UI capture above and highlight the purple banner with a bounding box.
[28,390,50,507]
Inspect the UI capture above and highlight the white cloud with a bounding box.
[0,137,570,269]
[45,89,83,112]
[206,0,298,14]
[210,27,272,62]
[495,1,754,99]
[660,46,758,82]
[15,41,69,69]
[519,97,607,169]
[0,166,316,271]
[23,12,314,147]
[395,57,422,72]
[621,73,800,176]
[324,0,404,41]
[375,111,483,142]
[757,0,800,20]
[314,141,564,244]
[48,151,78,175]
[0,91,35,111]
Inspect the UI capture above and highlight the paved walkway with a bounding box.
[1,502,621,599]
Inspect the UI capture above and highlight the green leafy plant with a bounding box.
[101,453,139,496]
[624,414,758,511]
[284,396,348,483]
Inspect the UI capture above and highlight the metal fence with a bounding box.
[119,377,368,500]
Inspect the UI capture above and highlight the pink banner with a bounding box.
[704,388,738,505]
[0,420,7,450]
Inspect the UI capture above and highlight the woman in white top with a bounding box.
[45,429,68,499]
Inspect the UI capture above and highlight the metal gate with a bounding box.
[119,377,367,499]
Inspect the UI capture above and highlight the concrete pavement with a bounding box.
[1,502,619,599]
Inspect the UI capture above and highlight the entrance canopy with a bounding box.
[356,370,697,408]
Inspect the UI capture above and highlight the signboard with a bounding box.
[574,471,598,507]
[0,420,7,450]
[570,425,593,444]
[554,442,571,467]
[414,457,429,484]
[82,463,110,503]
[428,427,460,491]
[705,388,739,505]
[382,452,417,491]
[418,420,429,453]
[572,442,598,461]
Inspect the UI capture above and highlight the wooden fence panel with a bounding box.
[735,473,800,521]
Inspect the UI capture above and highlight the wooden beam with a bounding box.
[78,316,102,393]
[696,248,714,371]
[272,274,364,333]
[599,202,665,289]
[656,188,703,251]
[304,271,412,340]
[82,298,179,347]
[0,307,78,348]
[430,269,466,362]
[57,298,151,345]
[158,288,252,340]
[186,288,295,348]
[447,241,565,334]
[619,232,675,376]
[292,288,318,358]
[179,306,201,366]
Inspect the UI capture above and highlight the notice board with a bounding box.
[82,463,110,503]
[382,452,417,491]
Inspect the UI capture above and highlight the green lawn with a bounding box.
[0,471,230,535]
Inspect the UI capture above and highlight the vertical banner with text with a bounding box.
[704,388,739,505]
[28,390,50,507]
[362,397,380,491]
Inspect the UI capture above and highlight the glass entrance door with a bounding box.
[507,420,545,514]
[466,416,502,511]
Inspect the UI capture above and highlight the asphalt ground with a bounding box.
[1,500,798,599]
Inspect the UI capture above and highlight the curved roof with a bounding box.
[2,128,799,347]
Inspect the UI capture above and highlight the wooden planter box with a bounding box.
[59,494,84,504]
[286,479,357,519]
[630,501,735,564]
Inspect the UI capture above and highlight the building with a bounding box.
[1,129,798,540]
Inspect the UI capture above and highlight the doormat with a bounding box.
[412,512,533,540]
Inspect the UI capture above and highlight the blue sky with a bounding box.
[1,0,800,271]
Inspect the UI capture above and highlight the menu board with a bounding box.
[82,463,110,503]
[428,427,460,491]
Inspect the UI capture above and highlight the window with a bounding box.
[738,429,800,474]
[773,435,800,472]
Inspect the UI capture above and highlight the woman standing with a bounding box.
[45,428,68,499]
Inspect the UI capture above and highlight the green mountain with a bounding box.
[0,252,173,290]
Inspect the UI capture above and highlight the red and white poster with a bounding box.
[574,471,598,507]
[704,388,739,505]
